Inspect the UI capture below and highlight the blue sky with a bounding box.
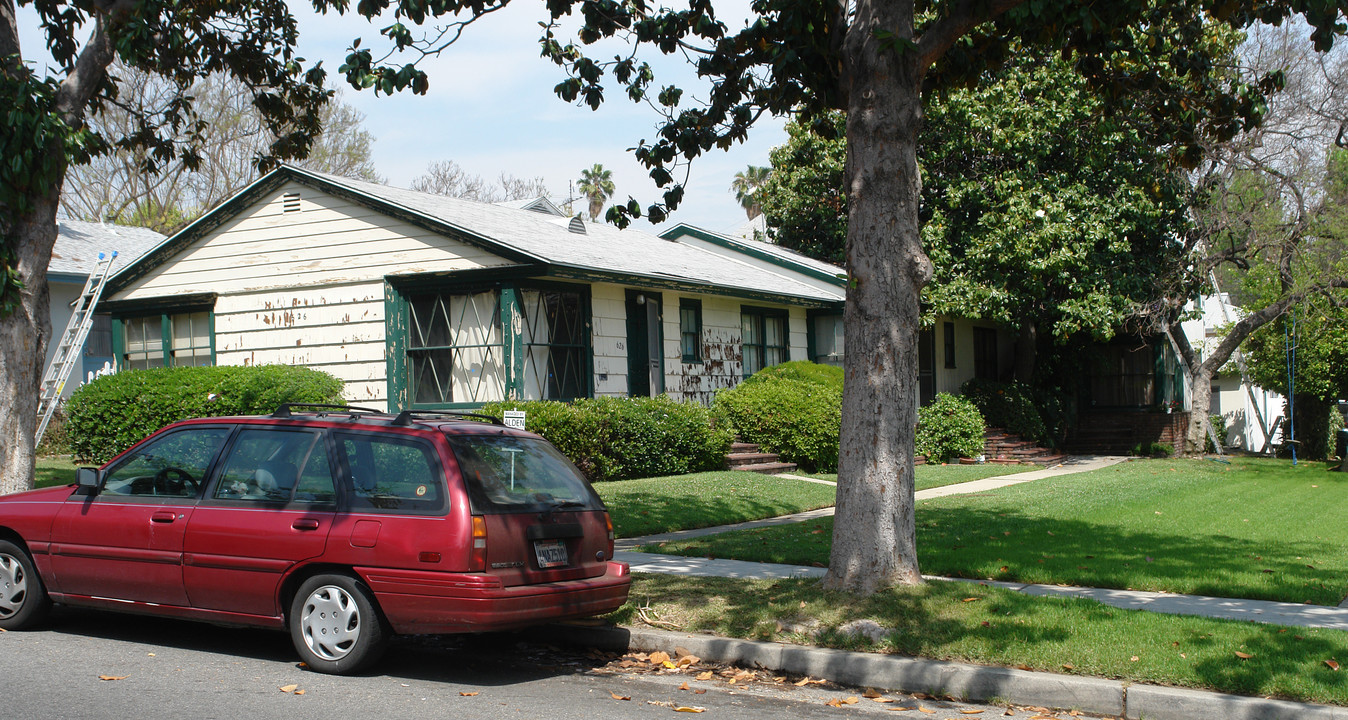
[20,2,787,235]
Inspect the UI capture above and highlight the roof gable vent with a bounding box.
[568,216,586,234]
[281,192,301,213]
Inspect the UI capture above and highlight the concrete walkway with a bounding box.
[617,454,1348,631]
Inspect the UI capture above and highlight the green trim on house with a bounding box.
[658,224,847,288]
[501,286,524,401]
[384,280,409,412]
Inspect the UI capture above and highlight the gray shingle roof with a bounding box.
[50,219,165,277]
[302,169,845,304]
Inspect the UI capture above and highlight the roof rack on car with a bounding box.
[272,403,386,418]
[390,409,505,427]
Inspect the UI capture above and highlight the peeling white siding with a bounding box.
[590,283,628,398]
[213,282,389,410]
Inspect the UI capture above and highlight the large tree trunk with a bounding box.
[0,206,59,496]
[823,0,930,594]
[1183,365,1216,455]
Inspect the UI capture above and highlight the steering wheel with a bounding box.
[153,467,199,496]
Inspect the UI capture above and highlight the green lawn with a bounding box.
[35,456,78,488]
[617,573,1348,707]
[644,458,1348,605]
[595,471,836,538]
[808,462,1035,491]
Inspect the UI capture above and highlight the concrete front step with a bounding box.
[730,442,761,453]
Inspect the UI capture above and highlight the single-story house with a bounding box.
[46,219,164,397]
[98,166,867,411]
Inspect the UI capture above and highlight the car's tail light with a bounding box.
[470,515,487,572]
[604,512,615,557]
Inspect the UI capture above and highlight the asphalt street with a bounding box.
[0,607,1023,720]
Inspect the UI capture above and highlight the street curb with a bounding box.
[540,624,1348,720]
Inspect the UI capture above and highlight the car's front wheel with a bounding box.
[0,540,51,630]
[289,574,389,674]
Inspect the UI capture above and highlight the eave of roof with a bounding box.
[659,223,846,288]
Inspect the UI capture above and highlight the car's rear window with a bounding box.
[446,434,601,514]
[334,431,445,514]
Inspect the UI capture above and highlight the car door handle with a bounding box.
[151,511,177,524]
[292,519,321,531]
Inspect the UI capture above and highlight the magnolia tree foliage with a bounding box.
[762,57,1193,381]
[4,0,1347,595]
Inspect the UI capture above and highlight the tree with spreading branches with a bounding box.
[4,0,1347,598]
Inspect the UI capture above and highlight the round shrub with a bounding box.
[916,393,987,462]
[713,371,842,473]
[739,360,844,389]
[960,378,1047,443]
[481,396,732,482]
[66,365,345,464]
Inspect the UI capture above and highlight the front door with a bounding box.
[51,426,233,606]
[625,290,663,396]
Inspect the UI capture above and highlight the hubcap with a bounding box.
[0,553,28,619]
[299,585,360,661]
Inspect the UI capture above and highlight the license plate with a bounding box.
[534,539,569,568]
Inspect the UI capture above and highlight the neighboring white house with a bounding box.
[46,219,164,398]
[1181,292,1286,452]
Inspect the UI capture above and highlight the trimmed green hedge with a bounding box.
[916,393,987,462]
[66,365,346,464]
[481,396,733,482]
[713,362,843,472]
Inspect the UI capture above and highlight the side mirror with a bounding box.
[75,467,101,494]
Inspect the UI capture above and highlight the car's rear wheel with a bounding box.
[0,540,51,630]
[289,574,389,674]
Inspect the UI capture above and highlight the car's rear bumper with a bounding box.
[359,561,631,634]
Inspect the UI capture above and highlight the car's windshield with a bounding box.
[446,434,599,513]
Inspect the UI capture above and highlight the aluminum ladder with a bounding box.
[35,251,117,445]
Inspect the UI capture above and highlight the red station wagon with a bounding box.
[0,405,631,673]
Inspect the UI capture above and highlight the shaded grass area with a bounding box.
[35,456,78,489]
[646,458,1348,605]
[808,463,1035,492]
[617,574,1348,706]
[595,471,836,538]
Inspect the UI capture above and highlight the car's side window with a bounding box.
[334,432,444,513]
[102,427,232,499]
[213,428,327,503]
[294,438,338,504]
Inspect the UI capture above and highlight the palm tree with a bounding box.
[731,166,770,220]
[577,164,615,220]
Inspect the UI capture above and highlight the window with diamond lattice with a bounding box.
[408,290,505,404]
[520,289,587,400]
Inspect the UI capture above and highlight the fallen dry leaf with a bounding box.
[863,688,883,699]
[98,675,129,682]
[694,690,707,695]
[962,597,980,603]
[649,651,672,665]
[697,671,714,681]
[677,655,700,668]
[919,707,937,714]
[961,711,984,715]
[663,661,678,669]
[459,691,479,697]
[842,697,859,705]
[679,682,690,691]
[826,699,843,708]
[1327,660,1341,671]
[610,692,632,701]
[294,690,306,696]
[1235,651,1253,660]
[872,698,896,704]
[1061,663,1074,671]
[1130,656,1139,662]
[674,706,706,713]
[279,684,299,693]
